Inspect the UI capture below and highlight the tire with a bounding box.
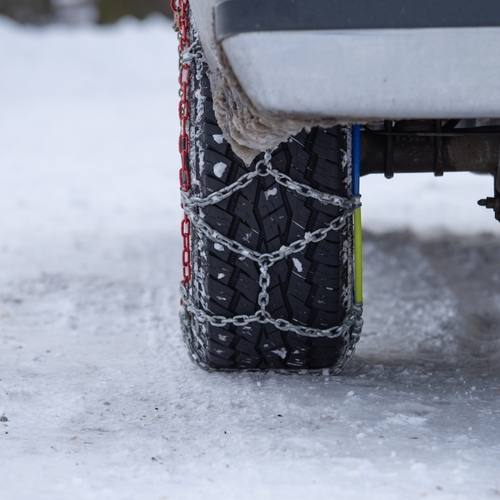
[181,29,360,373]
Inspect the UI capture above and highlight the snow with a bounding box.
[292,258,303,273]
[213,134,224,144]
[1,16,500,500]
[264,186,278,200]
[213,161,227,178]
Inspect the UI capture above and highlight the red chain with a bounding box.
[172,0,192,284]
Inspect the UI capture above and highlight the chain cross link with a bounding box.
[180,283,362,340]
[181,150,362,339]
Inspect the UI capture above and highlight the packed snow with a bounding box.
[1,16,499,500]
[213,161,227,178]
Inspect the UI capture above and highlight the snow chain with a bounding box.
[173,0,363,373]
[173,0,192,285]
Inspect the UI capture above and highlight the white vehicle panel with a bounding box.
[222,28,500,120]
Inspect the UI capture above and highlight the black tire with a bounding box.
[181,34,359,373]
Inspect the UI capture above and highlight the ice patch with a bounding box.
[292,258,303,273]
[213,134,224,144]
[214,243,224,252]
[217,273,225,279]
[213,162,227,178]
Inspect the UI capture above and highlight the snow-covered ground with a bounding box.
[1,17,499,500]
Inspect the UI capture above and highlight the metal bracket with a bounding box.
[384,120,394,179]
[361,120,500,177]
[433,120,445,177]
[478,161,500,221]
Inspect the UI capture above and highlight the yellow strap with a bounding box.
[354,207,363,303]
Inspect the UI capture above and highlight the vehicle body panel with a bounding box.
[189,0,500,163]
[191,0,500,120]
[222,27,500,120]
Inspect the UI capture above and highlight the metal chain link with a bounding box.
[181,151,360,211]
[180,149,362,339]
[181,283,363,340]
[181,153,361,268]
[184,196,354,266]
